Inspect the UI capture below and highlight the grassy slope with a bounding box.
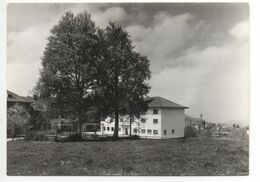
[7,136,249,176]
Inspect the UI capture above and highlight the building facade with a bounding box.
[7,90,34,110]
[100,97,188,139]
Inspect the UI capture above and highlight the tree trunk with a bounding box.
[77,109,83,136]
[129,116,132,137]
[113,110,119,138]
[113,75,119,139]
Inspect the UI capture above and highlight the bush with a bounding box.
[25,131,45,141]
[130,135,140,140]
[185,126,198,137]
[68,133,82,142]
[25,130,56,141]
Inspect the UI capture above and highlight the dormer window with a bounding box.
[153,109,158,114]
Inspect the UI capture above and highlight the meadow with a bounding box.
[7,133,249,176]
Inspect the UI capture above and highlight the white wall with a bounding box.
[161,109,185,138]
[99,108,185,139]
[138,108,162,139]
[100,117,131,136]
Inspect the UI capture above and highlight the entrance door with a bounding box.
[125,128,128,135]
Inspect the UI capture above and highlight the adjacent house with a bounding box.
[7,90,35,137]
[185,114,206,132]
[100,97,188,139]
[7,90,34,110]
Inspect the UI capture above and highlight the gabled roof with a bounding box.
[145,96,188,109]
[7,90,34,103]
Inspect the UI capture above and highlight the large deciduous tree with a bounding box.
[96,22,151,138]
[36,11,151,138]
[37,11,98,134]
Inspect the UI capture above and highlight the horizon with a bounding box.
[7,3,249,126]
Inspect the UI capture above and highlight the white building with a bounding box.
[100,97,188,139]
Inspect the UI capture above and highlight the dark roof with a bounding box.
[7,90,34,103]
[145,96,188,109]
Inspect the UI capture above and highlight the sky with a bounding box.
[7,3,249,126]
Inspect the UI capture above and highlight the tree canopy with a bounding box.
[36,11,151,137]
[95,22,151,137]
[37,11,99,133]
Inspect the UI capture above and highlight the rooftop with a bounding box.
[145,96,188,109]
[7,90,34,103]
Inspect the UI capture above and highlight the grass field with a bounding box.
[7,135,249,176]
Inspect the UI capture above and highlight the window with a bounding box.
[153,119,158,124]
[141,129,146,134]
[172,129,175,134]
[107,127,110,131]
[153,109,158,114]
[111,127,114,131]
[147,129,152,134]
[133,128,138,133]
[141,118,146,123]
[153,130,158,135]
[164,130,167,135]
[103,127,106,131]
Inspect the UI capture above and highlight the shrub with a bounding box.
[25,130,56,141]
[185,126,198,137]
[25,131,44,141]
[130,135,140,140]
[68,133,82,142]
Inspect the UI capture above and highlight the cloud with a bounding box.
[127,12,206,71]
[149,20,249,124]
[69,4,128,27]
[92,7,127,27]
[229,20,249,43]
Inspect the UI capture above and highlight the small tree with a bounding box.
[7,104,29,139]
[27,100,49,132]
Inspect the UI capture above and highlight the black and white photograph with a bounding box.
[3,0,252,177]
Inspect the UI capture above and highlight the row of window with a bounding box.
[104,119,159,130]
[103,126,175,136]
[133,129,175,135]
[103,127,125,132]
[117,109,158,123]
[134,129,158,135]
[141,118,159,124]
[103,127,114,131]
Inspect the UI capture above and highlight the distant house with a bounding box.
[100,97,188,139]
[7,90,34,110]
[185,114,205,130]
